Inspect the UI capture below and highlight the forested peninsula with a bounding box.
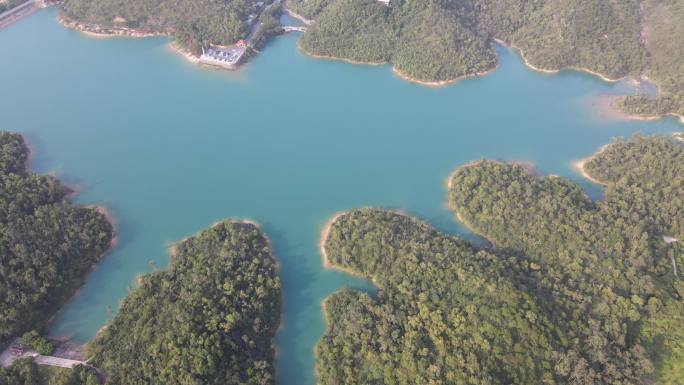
[85,220,281,385]
[0,132,114,350]
[319,134,683,384]
[59,0,264,53]
[291,0,683,118]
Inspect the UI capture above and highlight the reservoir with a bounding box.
[0,8,681,385]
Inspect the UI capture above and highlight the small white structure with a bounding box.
[664,236,678,244]
[199,45,246,69]
[377,0,390,5]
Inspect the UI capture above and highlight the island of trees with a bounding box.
[0,132,114,350]
[319,134,683,384]
[290,0,683,118]
[84,220,281,385]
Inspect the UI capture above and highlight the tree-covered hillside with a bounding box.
[86,220,281,385]
[449,135,683,384]
[293,0,683,117]
[60,0,261,53]
[294,0,645,83]
[319,135,683,384]
[321,209,563,384]
[620,0,684,118]
[0,132,114,349]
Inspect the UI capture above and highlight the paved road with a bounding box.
[34,355,86,368]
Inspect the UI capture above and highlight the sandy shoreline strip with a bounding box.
[392,66,496,88]
[168,42,200,64]
[298,44,386,66]
[91,205,120,252]
[282,5,313,25]
[318,211,388,285]
[572,144,610,186]
[494,38,622,81]
[319,212,346,270]
[445,168,487,239]
[494,39,684,124]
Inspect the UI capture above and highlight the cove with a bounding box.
[0,8,682,385]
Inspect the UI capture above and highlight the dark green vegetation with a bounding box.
[0,0,28,14]
[319,135,683,384]
[0,132,113,349]
[295,0,644,83]
[86,221,281,385]
[294,0,682,117]
[21,331,55,355]
[0,359,100,385]
[60,0,265,53]
[621,0,684,118]
[321,209,562,384]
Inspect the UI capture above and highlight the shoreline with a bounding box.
[445,168,488,239]
[392,65,496,88]
[319,212,350,274]
[90,206,120,253]
[58,16,169,39]
[299,44,497,87]
[494,39,684,123]
[572,144,610,186]
[494,38,623,81]
[282,4,313,25]
[597,95,684,124]
[298,43,386,66]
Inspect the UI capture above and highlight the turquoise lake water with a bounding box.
[0,8,682,384]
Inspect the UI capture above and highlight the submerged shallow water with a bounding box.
[0,8,681,384]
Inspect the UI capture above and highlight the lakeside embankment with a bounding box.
[0,0,42,30]
[168,42,200,64]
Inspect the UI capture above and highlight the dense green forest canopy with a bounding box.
[0,132,113,349]
[620,0,684,117]
[0,358,100,385]
[86,220,281,385]
[292,0,682,117]
[60,0,264,52]
[319,134,683,384]
[449,134,683,384]
[321,209,563,384]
